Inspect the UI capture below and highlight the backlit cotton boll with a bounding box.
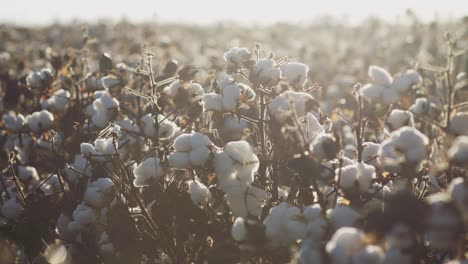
[386,109,414,131]
[360,83,399,104]
[168,133,213,168]
[204,79,256,112]
[2,111,26,132]
[133,157,165,187]
[26,68,53,90]
[187,180,211,205]
[378,126,429,171]
[391,69,423,93]
[337,162,376,193]
[448,136,468,165]
[26,109,54,133]
[140,113,178,139]
[41,89,71,112]
[17,165,40,184]
[83,178,114,208]
[225,185,267,218]
[268,91,317,123]
[362,142,381,166]
[409,97,438,117]
[325,227,365,264]
[368,65,393,86]
[449,112,468,136]
[90,93,119,128]
[279,62,309,86]
[252,59,281,87]
[80,137,117,162]
[224,47,252,71]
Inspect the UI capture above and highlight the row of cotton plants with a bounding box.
[0,25,467,264]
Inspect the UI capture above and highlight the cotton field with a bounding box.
[0,15,468,264]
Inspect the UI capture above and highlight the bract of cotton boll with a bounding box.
[378,126,429,171]
[252,59,282,87]
[337,162,376,193]
[133,157,164,187]
[17,165,40,184]
[26,68,53,90]
[279,62,309,86]
[26,109,54,133]
[225,185,266,218]
[325,227,365,264]
[362,142,381,166]
[268,91,316,123]
[327,205,360,231]
[425,194,462,250]
[386,109,414,131]
[41,89,71,112]
[449,112,468,136]
[2,111,26,132]
[448,136,468,165]
[263,202,308,248]
[168,133,213,169]
[368,65,393,86]
[391,69,422,93]
[231,217,248,242]
[447,177,468,225]
[352,245,384,264]
[311,133,339,160]
[187,180,211,206]
[1,198,24,220]
[224,47,252,71]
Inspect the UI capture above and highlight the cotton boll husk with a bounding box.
[449,112,468,136]
[203,93,223,111]
[279,62,309,86]
[173,133,193,152]
[187,180,211,205]
[327,206,360,231]
[325,227,365,264]
[168,152,191,168]
[386,109,414,131]
[391,70,422,93]
[352,245,384,264]
[1,198,24,220]
[368,65,393,86]
[231,217,248,242]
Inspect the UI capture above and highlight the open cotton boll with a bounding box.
[187,180,211,205]
[1,198,24,220]
[301,113,325,143]
[337,163,376,192]
[327,206,360,231]
[26,68,53,90]
[115,119,140,144]
[303,204,327,238]
[311,133,338,160]
[225,185,266,218]
[83,187,108,208]
[223,115,250,139]
[231,217,248,242]
[253,59,282,86]
[449,112,468,136]
[447,177,468,225]
[41,89,71,112]
[80,138,117,162]
[168,133,213,168]
[391,69,422,93]
[2,111,26,132]
[368,65,393,86]
[325,227,365,264]
[279,62,309,86]
[268,91,316,123]
[17,165,40,183]
[362,142,381,166]
[26,110,54,133]
[133,157,164,187]
[64,154,91,182]
[222,141,259,184]
[448,136,468,164]
[224,47,251,69]
[203,93,223,111]
[386,109,414,131]
[40,174,62,195]
[352,245,384,264]
[140,114,178,139]
[360,83,384,102]
[72,203,97,226]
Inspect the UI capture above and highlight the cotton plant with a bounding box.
[360,65,422,104]
[203,76,255,112]
[80,137,117,162]
[40,89,71,112]
[168,132,214,169]
[26,109,54,134]
[298,205,328,263]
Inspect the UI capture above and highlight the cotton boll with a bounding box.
[409,97,438,117]
[301,113,325,143]
[226,185,266,218]
[83,187,107,208]
[1,198,24,220]
[386,109,414,131]
[279,62,309,86]
[224,47,251,70]
[26,68,53,90]
[253,59,281,86]
[2,112,26,132]
[449,112,468,136]
[448,136,468,164]
[311,133,338,160]
[362,142,381,166]
[189,147,211,167]
[189,132,213,149]
[325,227,365,264]
[214,152,236,190]
[447,177,468,225]
[299,239,325,264]
[360,83,384,102]
[385,223,414,249]
[187,180,211,205]
[368,65,393,86]
[168,152,191,168]
[72,203,97,226]
[337,163,376,193]
[203,93,223,111]
[268,91,316,123]
[223,115,250,139]
[41,89,71,112]
[382,87,400,104]
[327,206,360,231]
[231,217,248,242]
[173,133,193,152]
[80,143,96,157]
[133,157,164,187]
[352,245,384,264]
[26,110,54,133]
[391,70,422,93]
[17,165,40,185]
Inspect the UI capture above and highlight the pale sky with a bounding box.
[0,0,466,25]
